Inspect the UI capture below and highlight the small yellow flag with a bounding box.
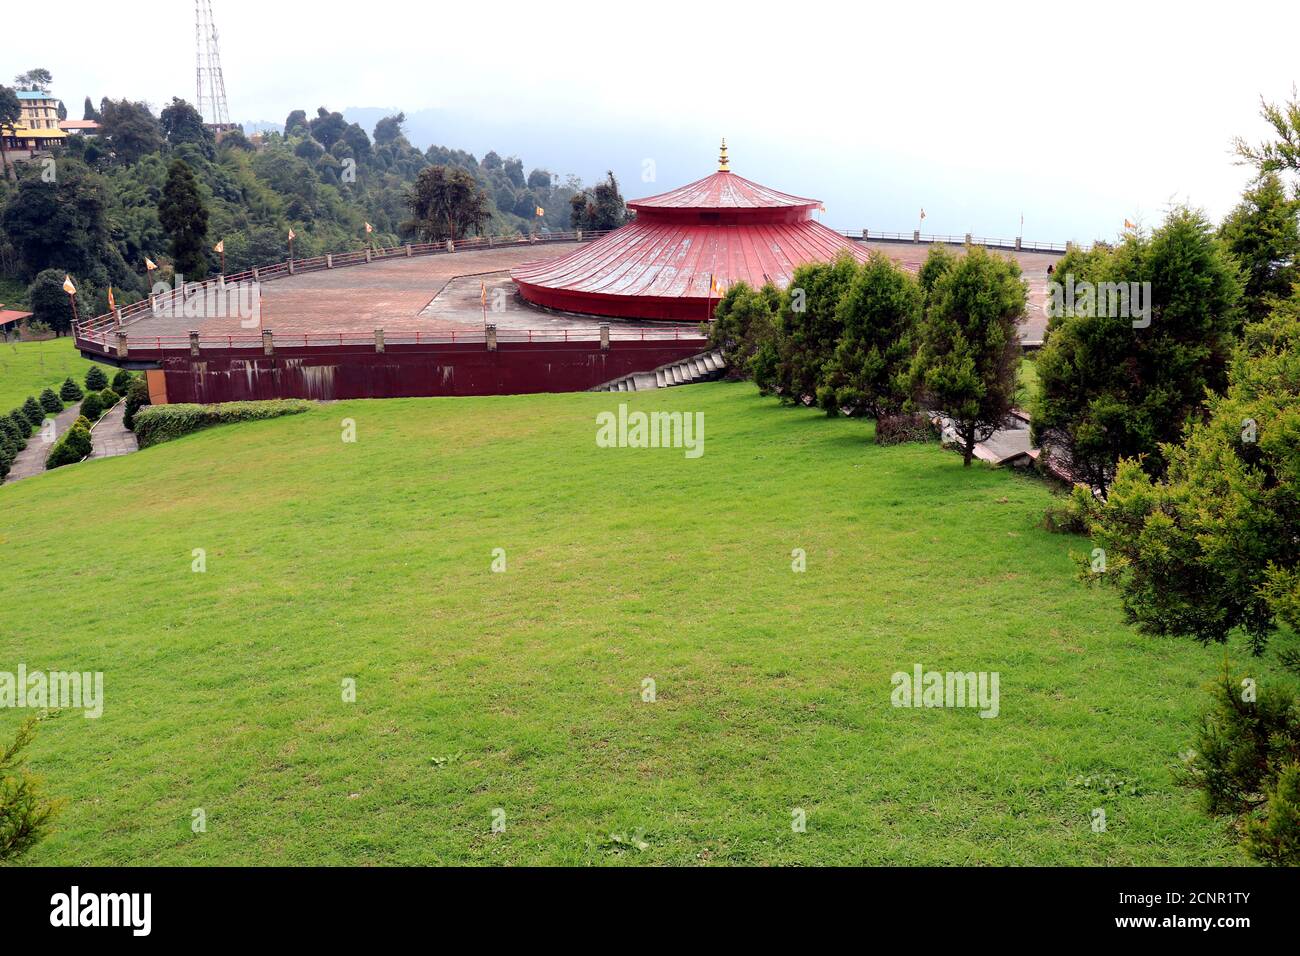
[107,286,116,310]
[288,228,296,241]
[63,275,77,295]
[480,281,488,306]
[710,274,726,297]
[535,206,545,217]
[1123,218,1136,231]
[364,222,373,234]
[213,239,224,254]
[144,256,157,271]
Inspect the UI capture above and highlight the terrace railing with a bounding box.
[73,229,614,348]
[76,324,708,359]
[843,229,1086,255]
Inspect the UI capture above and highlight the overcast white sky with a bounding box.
[18,0,1300,240]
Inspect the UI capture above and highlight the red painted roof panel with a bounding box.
[628,170,819,212]
[512,218,869,321]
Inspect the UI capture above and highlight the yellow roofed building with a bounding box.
[2,90,68,154]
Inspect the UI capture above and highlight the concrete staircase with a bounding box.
[591,350,727,392]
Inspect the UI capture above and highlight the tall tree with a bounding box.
[818,253,922,418]
[1086,292,1300,653]
[284,109,308,136]
[158,159,210,278]
[770,253,860,405]
[12,68,52,92]
[98,98,164,164]
[708,281,781,381]
[908,245,1025,466]
[1,159,122,281]
[373,112,406,146]
[160,97,215,159]
[27,269,80,335]
[0,85,20,182]
[82,96,99,122]
[403,165,489,242]
[1033,208,1243,492]
[1234,85,1300,176]
[1219,172,1300,322]
[308,107,347,149]
[568,172,628,231]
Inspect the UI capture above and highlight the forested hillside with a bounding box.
[0,80,627,332]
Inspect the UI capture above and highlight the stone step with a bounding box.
[655,369,667,387]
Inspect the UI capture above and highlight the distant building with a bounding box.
[0,307,34,342]
[16,90,60,129]
[58,119,101,136]
[2,90,67,153]
[512,141,871,321]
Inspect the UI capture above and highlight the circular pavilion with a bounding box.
[511,142,871,322]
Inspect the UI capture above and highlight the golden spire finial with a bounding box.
[718,137,730,172]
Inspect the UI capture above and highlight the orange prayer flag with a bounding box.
[107,286,116,310]
[62,274,77,296]
[144,256,157,271]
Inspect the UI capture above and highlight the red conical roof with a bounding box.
[629,170,819,214]
[512,144,869,322]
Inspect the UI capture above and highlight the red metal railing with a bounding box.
[73,229,615,347]
[75,325,707,355]
[841,229,1086,254]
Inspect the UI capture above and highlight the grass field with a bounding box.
[0,381,1274,865]
[0,338,102,412]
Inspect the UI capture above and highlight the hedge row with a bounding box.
[132,401,313,449]
[0,368,140,480]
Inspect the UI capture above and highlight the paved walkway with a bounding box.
[3,401,82,484]
[90,401,138,459]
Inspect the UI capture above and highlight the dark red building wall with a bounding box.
[156,339,708,403]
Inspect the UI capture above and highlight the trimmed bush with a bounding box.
[0,433,15,477]
[111,369,136,394]
[59,377,84,402]
[133,400,313,449]
[123,379,151,431]
[38,388,63,414]
[45,421,92,469]
[79,392,105,423]
[0,416,21,449]
[84,365,109,391]
[875,412,931,446]
[99,388,119,406]
[7,410,31,442]
[22,397,44,427]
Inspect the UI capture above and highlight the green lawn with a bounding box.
[1017,356,1040,410]
[0,382,1273,865]
[0,338,102,412]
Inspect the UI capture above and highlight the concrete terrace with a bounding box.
[109,239,1059,347]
